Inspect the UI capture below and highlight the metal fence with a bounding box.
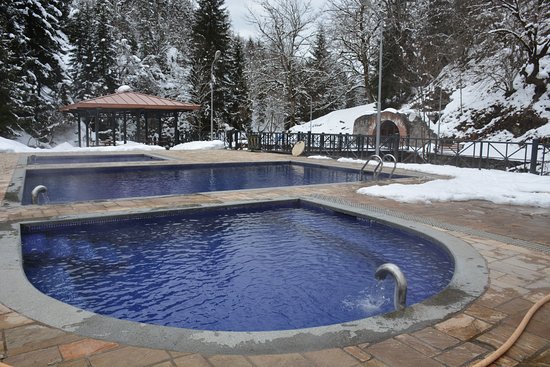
[225,131,549,175]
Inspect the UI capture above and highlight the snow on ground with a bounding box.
[310,155,550,207]
[290,103,378,134]
[0,136,224,153]
[171,140,225,150]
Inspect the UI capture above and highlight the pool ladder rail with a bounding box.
[375,263,408,311]
[31,185,48,205]
[360,154,396,180]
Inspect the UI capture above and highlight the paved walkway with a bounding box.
[0,150,549,367]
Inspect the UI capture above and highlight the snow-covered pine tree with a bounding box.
[304,26,347,120]
[225,36,251,132]
[189,0,232,139]
[4,0,69,140]
[68,0,118,100]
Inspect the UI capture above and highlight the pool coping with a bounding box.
[0,196,488,355]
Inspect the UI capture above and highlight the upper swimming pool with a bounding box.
[22,161,397,205]
[27,153,165,165]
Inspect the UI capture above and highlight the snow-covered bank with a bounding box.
[0,137,225,153]
[331,157,550,208]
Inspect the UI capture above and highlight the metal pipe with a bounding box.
[31,185,48,205]
[210,50,221,141]
[375,263,407,311]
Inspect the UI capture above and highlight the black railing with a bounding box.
[226,131,549,175]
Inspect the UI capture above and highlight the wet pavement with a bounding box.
[0,149,548,367]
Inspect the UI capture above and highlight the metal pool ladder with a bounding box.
[375,263,408,311]
[360,155,383,180]
[382,154,397,179]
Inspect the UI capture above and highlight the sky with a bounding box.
[2,136,549,208]
[224,0,326,39]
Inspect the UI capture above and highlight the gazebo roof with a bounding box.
[60,91,200,113]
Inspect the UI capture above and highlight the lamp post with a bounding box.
[375,17,383,156]
[362,0,383,156]
[210,50,221,141]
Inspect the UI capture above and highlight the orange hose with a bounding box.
[471,293,550,367]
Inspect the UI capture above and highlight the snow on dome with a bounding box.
[116,85,133,93]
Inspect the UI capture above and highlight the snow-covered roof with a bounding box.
[60,92,200,112]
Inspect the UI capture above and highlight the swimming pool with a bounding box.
[21,161,391,205]
[21,200,454,332]
[3,197,487,353]
[27,153,165,165]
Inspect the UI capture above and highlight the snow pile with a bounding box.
[349,159,550,207]
[290,104,377,134]
[171,140,226,150]
[116,85,133,93]
[0,137,165,153]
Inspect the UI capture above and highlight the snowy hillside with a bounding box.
[290,57,550,142]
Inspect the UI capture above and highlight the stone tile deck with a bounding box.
[0,150,549,367]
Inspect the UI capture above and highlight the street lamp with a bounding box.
[362,0,383,156]
[210,50,221,141]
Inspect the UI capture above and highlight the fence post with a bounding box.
[529,138,540,174]
[478,141,483,170]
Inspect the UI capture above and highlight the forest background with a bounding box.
[0,0,548,144]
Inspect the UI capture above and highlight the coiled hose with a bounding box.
[471,293,550,367]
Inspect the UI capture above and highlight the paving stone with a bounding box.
[477,324,548,362]
[150,362,176,367]
[3,346,62,367]
[0,313,34,329]
[367,339,445,367]
[488,355,520,366]
[394,334,441,356]
[173,353,213,367]
[208,354,253,367]
[356,358,390,367]
[434,342,489,367]
[88,346,171,367]
[411,327,461,350]
[495,298,534,316]
[343,345,372,362]
[57,359,92,367]
[464,303,508,324]
[247,353,315,367]
[5,324,81,356]
[302,348,359,367]
[435,314,491,341]
[59,338,119,360]
[477,289,525,309]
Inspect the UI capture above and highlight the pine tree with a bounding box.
[225,36,251,131]
[189,0,232,138]
[0,2,18,135]
[4,0,69,139]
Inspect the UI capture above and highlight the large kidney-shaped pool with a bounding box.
[21,199,454,332]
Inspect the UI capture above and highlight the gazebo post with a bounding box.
[85,113,90,147]
[123,112,127,144]
[145,111,149,144]
[77,113,82,147]
[174,112,179,145]
[94,109,99,146]
[136,112,141,143]
[157,112,162,146]
[111,112,116,146]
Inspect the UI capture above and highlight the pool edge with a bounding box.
[0,197,488,355]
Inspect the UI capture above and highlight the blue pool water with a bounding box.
[27,153,164,165]
[22,162,379,205]
[21,201,454,331]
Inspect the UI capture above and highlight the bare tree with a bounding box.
[326,0,382,103]
[485,0,550,92]
[248,0,317,130]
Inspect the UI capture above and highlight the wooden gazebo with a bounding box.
[60,91,200,147]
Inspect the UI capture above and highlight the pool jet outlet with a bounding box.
[375,263,408,311]
[31,185,48,205]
